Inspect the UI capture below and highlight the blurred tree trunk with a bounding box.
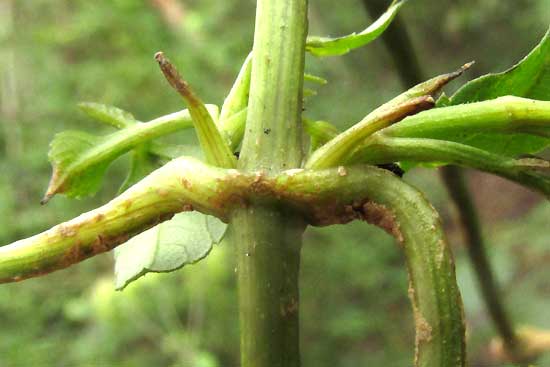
[150,0,187,32]
[0,0,22,158]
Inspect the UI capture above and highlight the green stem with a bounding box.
[0,157,231,283]
[238,0,307,172]
[352,135,550,197]
[232,207,305,367]
[273,165,466,366]
[358,7,526,362]
[305,96,434,169]
[230,0,308,366]
[381,96,550,139]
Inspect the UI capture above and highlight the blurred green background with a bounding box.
[0,0,549,366]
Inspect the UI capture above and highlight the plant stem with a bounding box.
[361,1,523,360]
[232,208,305,367]
[272,165,466,366]
[353,135,550,197]
[0,157,232,283]
[230,0,308,366]
[238,0,307,172]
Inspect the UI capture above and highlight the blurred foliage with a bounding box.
[0,0,549,366]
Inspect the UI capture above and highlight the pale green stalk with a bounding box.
[382,96,550,138]
[1,157,231,283]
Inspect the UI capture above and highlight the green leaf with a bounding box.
[451,28,550,104]
[219,52,252,125]
[43,130,110,202]
[443,28,550,157]
[369,29,550,175]
[78,102,137,129]
[305,0,407,57]
[42,106,216,202]
[114,212,227,290]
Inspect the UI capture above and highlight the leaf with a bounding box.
[42,106,215,202]
[114,212,227,290]
[374,29,550,173]
[78,102,137,129]
[444,27,550,157]
[219,52,252,124]
[43,131,111,203]
[450,28,550,104]
[305,0,407,57]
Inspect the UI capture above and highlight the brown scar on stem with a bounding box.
[180,177,193,189]
[303,198,404,244]
[57,224,77,238]
[361,202,404,243]
[280,297,299,318]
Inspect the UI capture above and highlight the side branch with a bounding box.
[273,165,466,366]
[0,157,232,283]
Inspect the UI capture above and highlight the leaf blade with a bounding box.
[42,107,216,201]
[305,0,407,57]
[114,212,227,290]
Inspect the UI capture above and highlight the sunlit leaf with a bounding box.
[78,102,137,129]
[305,0,407,57]
[42,106,216,202]
[114,212,227,290]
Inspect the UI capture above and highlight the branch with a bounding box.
[305,96,434,168]
[359,3,528,362]
[41,105,221,202]
[382,96,550,138]
[305,63,471,169]
[273,165,466,366]
[352,135,550,197]
[0,157,232,283]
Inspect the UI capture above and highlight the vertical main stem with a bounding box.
[231,1,308,367]
[239,0,307,172]
[232,208,305,367]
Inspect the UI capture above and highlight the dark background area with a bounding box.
[0,1,549,366]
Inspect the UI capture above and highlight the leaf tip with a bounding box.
[40,193,53,205]
[154,51,165,63]
[462,61,475,71]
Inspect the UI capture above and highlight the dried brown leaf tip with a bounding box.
[154,51,195,102]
